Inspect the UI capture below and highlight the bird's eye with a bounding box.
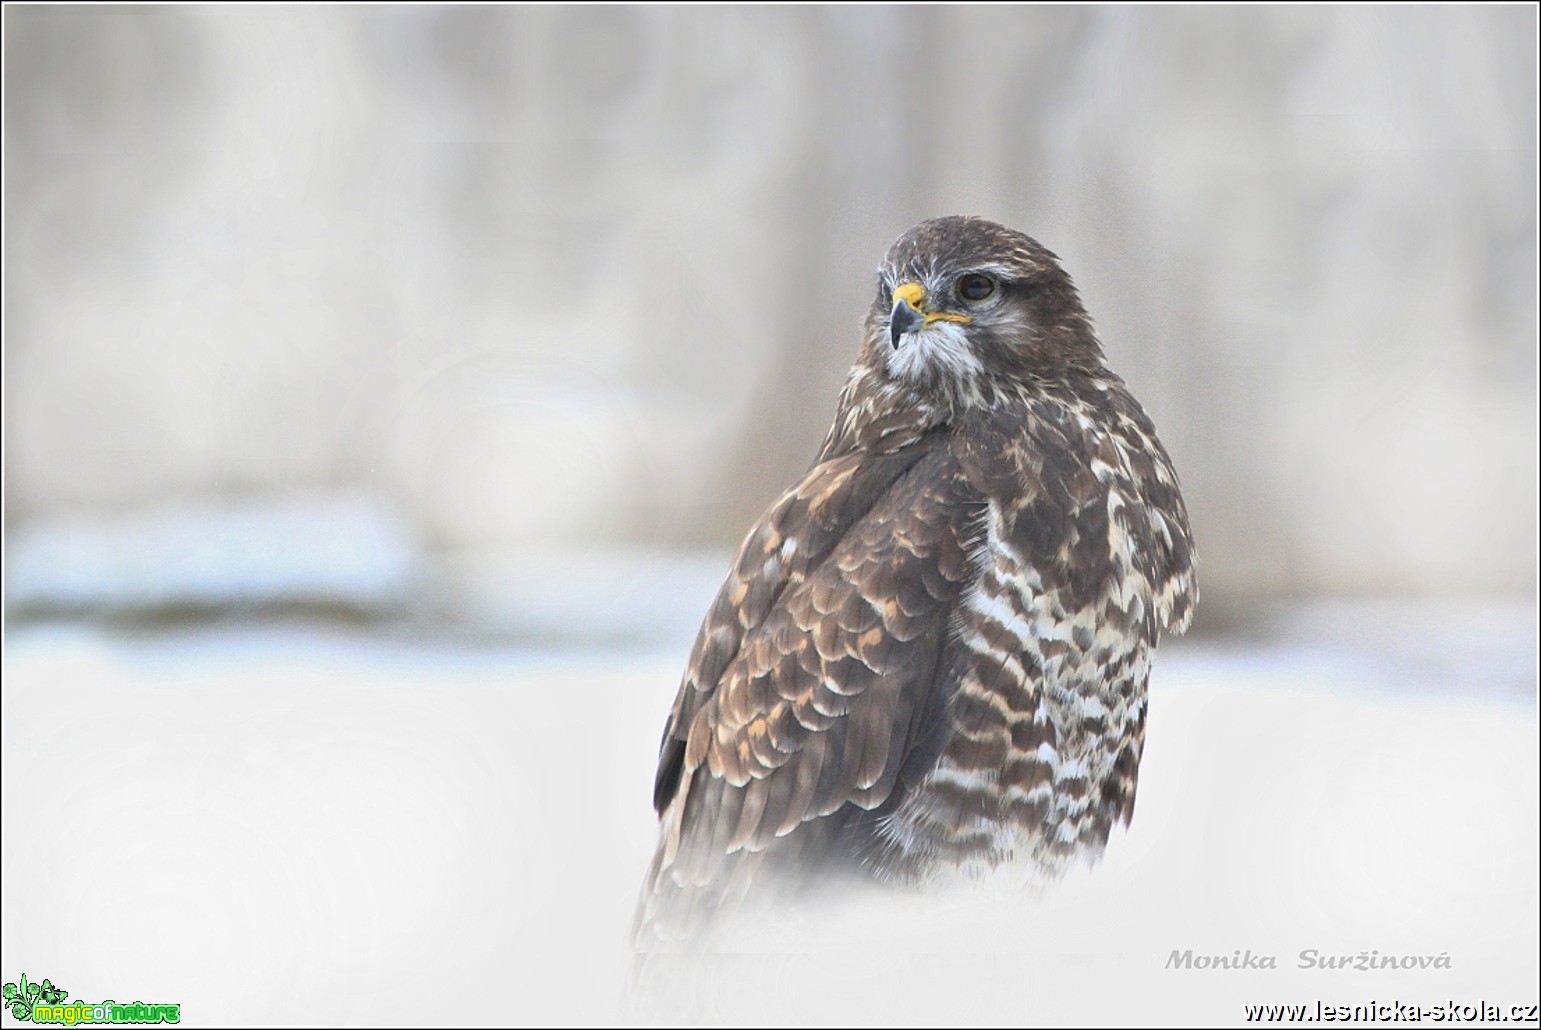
[956,273,996,303]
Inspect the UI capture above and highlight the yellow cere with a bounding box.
[892,281,972,327]
[892,282,926,309]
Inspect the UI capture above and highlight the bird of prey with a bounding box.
[636,216,1196,942]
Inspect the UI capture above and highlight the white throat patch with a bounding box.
[885,321,982,382]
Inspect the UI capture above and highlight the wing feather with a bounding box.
[646,432,984,922]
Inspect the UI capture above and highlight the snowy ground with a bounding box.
[2,601,1536,1025]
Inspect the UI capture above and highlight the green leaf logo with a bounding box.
[3,974,67,1022]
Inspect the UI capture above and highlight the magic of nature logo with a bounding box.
[2,975,180,1025]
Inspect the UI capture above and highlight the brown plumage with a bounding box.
[636,216,1196,944]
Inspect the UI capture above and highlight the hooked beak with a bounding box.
[889,281,926,348]
[889,297,922,348]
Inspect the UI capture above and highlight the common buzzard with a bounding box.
[637,216,1196,941]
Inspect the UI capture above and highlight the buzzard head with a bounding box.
[865,216,1105,399]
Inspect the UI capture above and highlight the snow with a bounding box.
[2,604,1535,1024]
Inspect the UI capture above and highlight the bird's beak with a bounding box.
[889,282,925,348]
[890,302,922,348]
[889,281,972,348]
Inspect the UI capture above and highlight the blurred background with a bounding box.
[4,5,1536,1025]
